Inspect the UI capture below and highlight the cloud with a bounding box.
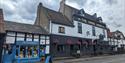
[0,0,125,35]
[0,0,60,24]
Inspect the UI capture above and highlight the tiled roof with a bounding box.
[64,4,105,24]
[5,21,48,34]
[43,7,74,27]
[110,30,125,39]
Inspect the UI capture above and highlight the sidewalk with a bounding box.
[53,54,122,63]
[53,54,108,61]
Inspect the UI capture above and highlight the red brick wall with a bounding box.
[0,9,5,33]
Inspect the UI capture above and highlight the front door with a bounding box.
[70,45,80,56]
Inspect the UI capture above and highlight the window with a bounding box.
[79,9,85,16]
[81,18,87,23]
[57,45,65,52]
[16,33,25,41]
[6,32,16,44]
[103,29,106,37]
[46,36,50,44]
[40,36,46,45]
[88,21,95,25]
[16,46,39,58]
[58,26,65,33]
[86,31,90,36]
[26,34,33,41]
[92,26,96,36]
[34,35,39,41]
[78,23,82,34]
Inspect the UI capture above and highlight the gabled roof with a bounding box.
[43,7,74,27]
[73,13,106,26]
[110,30,125,39]
[5,21,48,34]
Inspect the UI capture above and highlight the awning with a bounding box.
[76,41,81,45]
[66,39,73,45]
[53,39,59,44]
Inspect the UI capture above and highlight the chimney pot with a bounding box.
[39,2,43,6]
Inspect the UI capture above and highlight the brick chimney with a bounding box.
[0,9,5,33]
[59,0,66,14]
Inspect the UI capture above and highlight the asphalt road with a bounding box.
[54,54,125,63]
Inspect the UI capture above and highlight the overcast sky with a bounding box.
[0,0,125,35]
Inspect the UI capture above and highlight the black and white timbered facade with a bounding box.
[108,30,125,54]
[0,8,51,63]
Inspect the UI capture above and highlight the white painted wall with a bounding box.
[50,20,108,41]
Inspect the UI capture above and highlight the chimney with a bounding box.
[93,13,97,17]
[0,9,5,33]
[59,0,66,13]
[98,17,102,22]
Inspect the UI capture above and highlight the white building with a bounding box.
[35,0,109,57]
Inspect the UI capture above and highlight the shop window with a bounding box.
[20,46,26,58]
[33,46,38,57]
[58,26,65,33]
[16,46,19,58]
[57,45,65,52]
[40,46,46,56]
[16,46,38,58]
[78,23,82,34]
[45,45,50,54]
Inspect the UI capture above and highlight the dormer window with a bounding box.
[98,17,102,22]
[78,9,85,16]
[78,18,81,21]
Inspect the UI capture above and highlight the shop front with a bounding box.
[2,31,51,63]
[15,41,40,63]
[51,35,93,58]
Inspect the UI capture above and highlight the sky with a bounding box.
[0,0,125,35]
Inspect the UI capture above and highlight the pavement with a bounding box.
[53,54,125,63]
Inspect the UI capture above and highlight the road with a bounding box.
[54,54,125,63]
